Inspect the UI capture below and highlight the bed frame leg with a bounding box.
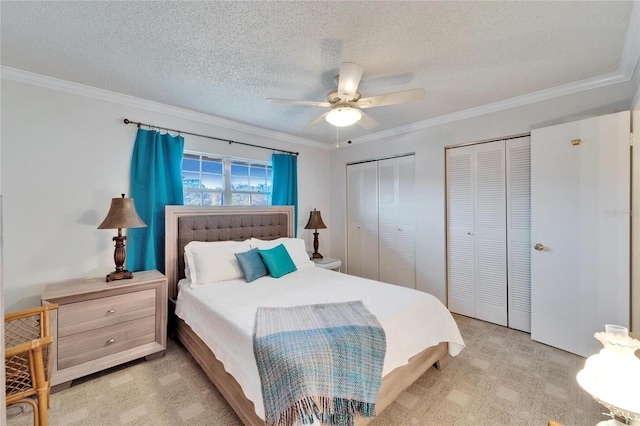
[435,353,449,370]
[168,298,177,339]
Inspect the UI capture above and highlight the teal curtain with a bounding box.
[128,128,184,273]
[271,153,298,236]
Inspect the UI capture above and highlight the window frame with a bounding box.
[182,151,272,207]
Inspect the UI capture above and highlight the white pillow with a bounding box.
[184,240,251,287]
[184,240,241,281]
[250,237,315,268]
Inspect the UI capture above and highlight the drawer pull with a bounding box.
[106,338,116,345]
[106,309,116,314]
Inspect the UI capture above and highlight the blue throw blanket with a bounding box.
[253,301,386,426]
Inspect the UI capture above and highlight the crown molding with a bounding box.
[348,69,632,147]
[626,2,640,110]
[3,0,639,153]
[345,5,640,148]
[0,66,331,151]
[620,0,640,79]
[2,62,634,151]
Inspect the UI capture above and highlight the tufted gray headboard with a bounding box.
[165,206,294,299]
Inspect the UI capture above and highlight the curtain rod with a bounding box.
[123,118,299,156]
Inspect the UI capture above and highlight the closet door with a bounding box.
[473,141,507,326]
[378,159,398,284]
[396,156,416,288]
[347,165,364,277]
[347,162,379,280]
[447,141,507,326]
[447,145,476,317]
[506,137,531,332]
[378,156,416,288]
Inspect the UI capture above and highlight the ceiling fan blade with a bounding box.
[356,88,426,109]
[337,62,364,101]
[356,110,379,130]
[267,98,332,108]
[304,111,330,128]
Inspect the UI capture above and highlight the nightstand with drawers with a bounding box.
[41,270,167,391]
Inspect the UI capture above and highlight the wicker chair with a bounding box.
[5,304,58,426]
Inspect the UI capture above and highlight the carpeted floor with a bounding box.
[7,314,605,426]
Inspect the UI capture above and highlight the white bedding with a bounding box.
[175,266,465,420]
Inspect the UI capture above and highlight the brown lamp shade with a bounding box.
[304,209,327,230]
[98,194,146,230]
[305,209,326,259]
[98,194,146,282]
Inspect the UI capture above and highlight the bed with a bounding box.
[165,205,465,425]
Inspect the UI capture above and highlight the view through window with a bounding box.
[182,152,272,206]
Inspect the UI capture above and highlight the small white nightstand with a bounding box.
[312,257,342,272]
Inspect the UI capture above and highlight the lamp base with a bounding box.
[106,270,134,282]
[311,252,323,259]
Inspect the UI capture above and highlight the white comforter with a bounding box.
[175,266,465,420]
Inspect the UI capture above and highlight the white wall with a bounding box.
[1,79,330,312]
[330,76,639,305]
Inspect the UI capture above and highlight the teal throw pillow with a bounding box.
[259,244,297,278]
[235,248,268,283]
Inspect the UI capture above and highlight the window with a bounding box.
[182,153,224,206]
[182,152,272,206]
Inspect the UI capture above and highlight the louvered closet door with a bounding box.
[360,164,379,280]
[447,146,476,317]
[474,141,507,326]
[506,137,531,332]
[347,165,364,277]
[378,159,398,284]
[396,156,416,288]
[347,162,379,280]
[378,156,416,288]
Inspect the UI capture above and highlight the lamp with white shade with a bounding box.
[576,324,640,425]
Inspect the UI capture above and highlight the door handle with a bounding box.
[534,243,545,251]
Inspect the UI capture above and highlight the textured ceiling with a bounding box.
[0,1,636,145]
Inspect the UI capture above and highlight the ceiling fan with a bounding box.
[267,62,426,129]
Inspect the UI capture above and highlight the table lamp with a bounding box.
[304,208,327,259]
[576,324,640,425]
[98,194,146,282]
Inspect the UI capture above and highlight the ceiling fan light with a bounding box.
[326,107,362,127]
